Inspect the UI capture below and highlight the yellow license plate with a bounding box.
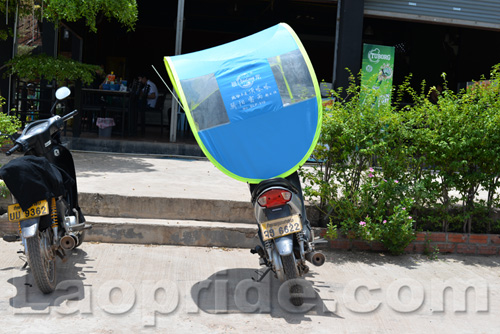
[8,200,49,222]
[259,214,302,241]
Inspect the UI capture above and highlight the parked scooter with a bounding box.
[0,86,91,294]
[249,171,326,306]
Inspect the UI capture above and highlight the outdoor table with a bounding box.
[81,88,132,136]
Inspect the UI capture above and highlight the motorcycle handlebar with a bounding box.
[5,143,21,156]
[62,109,78,122]
[5,110,78,156]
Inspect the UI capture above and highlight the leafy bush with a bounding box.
[1,96,21,198]
[357,199,417,255]
[303,64,500,252]
[0,96,22,148]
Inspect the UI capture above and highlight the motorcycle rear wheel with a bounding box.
[281,254,303,306]
[26,229,57,294]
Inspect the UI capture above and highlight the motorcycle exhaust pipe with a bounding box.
[60,234,78,250]
[305,251,326,266]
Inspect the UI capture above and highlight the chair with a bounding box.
[177,110,188,133]
[145,93,167,135]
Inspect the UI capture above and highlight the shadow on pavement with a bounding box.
[191,268,341,324]
[73,153,158,176]
[7,248,94,311]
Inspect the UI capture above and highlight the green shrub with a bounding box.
[0,96,22,148]
[304,63,500,252]
[357,199,417,255]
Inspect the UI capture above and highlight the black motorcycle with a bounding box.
[250,171,326,306]
[0,86,91,294]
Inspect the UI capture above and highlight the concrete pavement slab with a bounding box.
[71,151,251,202]
[0,240,499,334]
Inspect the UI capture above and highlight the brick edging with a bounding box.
[318,229,500,255]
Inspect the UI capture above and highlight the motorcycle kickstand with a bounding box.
[17,251,28,269]
[252,267,272,283]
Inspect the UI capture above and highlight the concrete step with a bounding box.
[84,216,260,248]
[79,192,255,224]
[83,216,327,249]
[65,137,205,157]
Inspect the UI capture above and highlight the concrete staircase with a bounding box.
[80,192,261,248]
[1,192,320,249]
[65,138,262,248]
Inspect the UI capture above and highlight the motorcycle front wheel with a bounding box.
[25,229,57,294]
[281,253,303,306]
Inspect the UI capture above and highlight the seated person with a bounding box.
[138,73,158,108]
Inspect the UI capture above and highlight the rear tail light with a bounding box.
[257,189,292,208]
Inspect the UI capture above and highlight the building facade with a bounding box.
[2,0,500,145]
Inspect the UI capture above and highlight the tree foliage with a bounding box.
[42,0,138,32]
[4,53,102,85]
[0,0,138,40]
[0,1,137,84]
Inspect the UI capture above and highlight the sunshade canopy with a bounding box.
[165,23,322,183]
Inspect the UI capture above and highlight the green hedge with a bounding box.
[302,65,500,253]
[0,96,21,148]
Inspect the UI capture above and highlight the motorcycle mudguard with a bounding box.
[275,234,293,256]
[20,218,39,238]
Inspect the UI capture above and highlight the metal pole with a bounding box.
[170,0,185,142]
[332,0,342,89]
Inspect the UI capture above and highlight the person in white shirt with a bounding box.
[138,73,158,108]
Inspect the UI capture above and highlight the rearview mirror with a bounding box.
[55,86,71,100]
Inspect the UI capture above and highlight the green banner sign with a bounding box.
[361,43,395,107]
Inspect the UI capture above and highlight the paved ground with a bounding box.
[71,150,253,202]
[1,150,499,333]
[0,240,499,334]
[1,150,251,202]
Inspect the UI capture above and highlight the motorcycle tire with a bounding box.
[26,229,57,294]
[281,254,303,306]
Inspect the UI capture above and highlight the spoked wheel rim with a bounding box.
[39,230,56,283]
[26,228,57,293]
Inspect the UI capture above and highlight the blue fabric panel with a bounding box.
[171,25,297,80]
[198,98,318,180]
[216,59,283,123]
